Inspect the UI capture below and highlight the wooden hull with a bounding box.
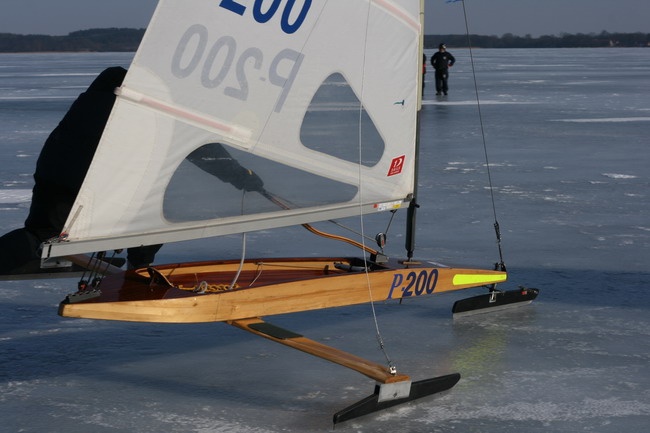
[59,257,507,323]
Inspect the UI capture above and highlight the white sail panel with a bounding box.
[46,0,421,256]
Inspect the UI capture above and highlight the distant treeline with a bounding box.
[425,31,650,49]
[0,28,145,53]
[0,28,648,53]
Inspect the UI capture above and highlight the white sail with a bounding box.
[45,0,422,257]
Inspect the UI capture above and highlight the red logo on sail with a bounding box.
[387,155,406,176]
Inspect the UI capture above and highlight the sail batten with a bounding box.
[117,87,253,148]
[44,0,421,258]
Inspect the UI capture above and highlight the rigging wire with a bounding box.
[229,231,247,289]
[228,192,249,290]
[356,1,394,373]
[78,251,106,289]
[77,252,95,290]
[459,0,506,269]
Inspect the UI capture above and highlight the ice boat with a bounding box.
[36,0,535,423]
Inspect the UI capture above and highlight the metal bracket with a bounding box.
[377,380,412,402]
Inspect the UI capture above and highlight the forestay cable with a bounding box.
[356,0,394,374]
[459,0,506,270]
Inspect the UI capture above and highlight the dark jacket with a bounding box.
[431,51,455,71]
[0,67,127,273]
[25,67,127,240]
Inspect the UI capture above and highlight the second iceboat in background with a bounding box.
[40,0,536,423]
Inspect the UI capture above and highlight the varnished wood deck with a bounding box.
[59,257,507,323]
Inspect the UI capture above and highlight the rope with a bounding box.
[301,224,378,256]
[260,189,379,255]
[459,0,506,269]
[324,219,376,244]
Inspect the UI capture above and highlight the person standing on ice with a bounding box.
[431,43,456,96]
[0,67,263,274]
[422,53,427,94]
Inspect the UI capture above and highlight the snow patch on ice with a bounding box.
[419,398,650,423]
[11,73,97,78]
[506,80,547,84]
[498,186,528,195]
[0,96,75,101]
[563,80,610,85]
[542,194,574,202]
[500,64,575,68]
[423,100,534,106]
[375,404,417,421]
[296,391,327,400]
[0,380,41,401]
[28,328,64,336]
[602,173,638,179]
[552,117,650,123]
[149,412,277,433]
[445,161,479,172]
[52,86,87,89]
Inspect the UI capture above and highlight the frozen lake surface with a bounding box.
[1,48,649,432]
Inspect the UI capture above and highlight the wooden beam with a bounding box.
[229,317,410,384]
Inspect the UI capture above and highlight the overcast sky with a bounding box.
[2,0,649,37]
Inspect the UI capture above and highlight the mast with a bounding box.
[405,0,425,261]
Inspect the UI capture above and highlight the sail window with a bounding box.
[163,142,358,223]
[300,73,384,167]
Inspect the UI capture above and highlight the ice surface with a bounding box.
[1,48,649,432]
